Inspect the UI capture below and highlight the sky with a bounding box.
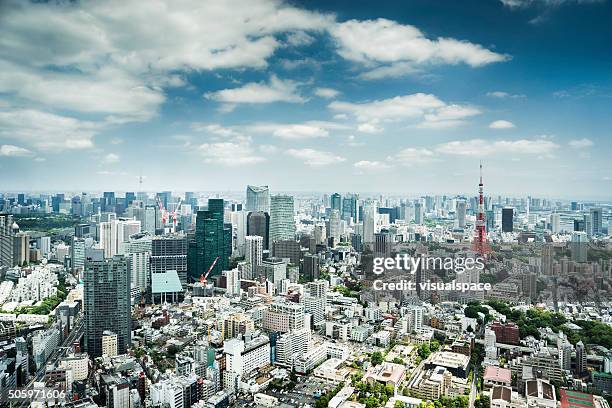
[0,0,611,199]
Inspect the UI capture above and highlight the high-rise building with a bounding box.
[571,231,588,263]
[144,205,158,234]
[246,185,270,213]
[374,230,391,258]
[328,209,341,240]
[247,211,269,251]
[342,193,359,222]
[0,213,16,268]
[121,232,152,293]
[574,219,585,232]
[99,219,141,258]
[244,235,263,280]
[262,257,287,288]
[269,195,295,244]
[550,213,561,234]
[576,341,587,374]
[331,193,342,212]
[151,235,187,285]
[272,240,301,265]
[12,232,29,267]
[502,208,514,232]
[225,269,240,296]
[414,201,424,225]
[71,237,87,273]
[84,253,131,358]
[363,203,377,243]
[230,210,247,257]
[193,199,231,280]
[589,207,603,237]
[302,254,320,281]
[263,301,305,333]
[456,200,467,228]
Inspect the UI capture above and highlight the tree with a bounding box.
[394,402,404,408]
[475,395,490,408]
[417,343,431,359]
[371,351,383,366]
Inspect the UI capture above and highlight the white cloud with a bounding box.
[0,145,34,157]
[103,153,120,164]
[243,121,349,139]
[0,108,99,151]
[286,31,316,47]
[435,138,559,156]
[0,0,332,139]
[329,93,444,122]
[568,138,593,148]
[199,140,264,166]
[418,104,481,128]
[259,144,279,154]
[192,123,243,138]
[489,120,516,129]
[330,18,508,79]
[486,91,525,98]
[500,0,601,8]
[314,87,340,99]
[388,148,435,164]
[357,122,383,133]
[205,75,306,105]
[97,170,128,176]
[330,93,480,129]
[273,124,329,140]
[287,148,346,167]
[354,160,391,171]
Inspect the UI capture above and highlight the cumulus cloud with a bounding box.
[0,109,100,151]
[357,122,383,133]
[568,138,593,148]
[0,0,332,147]
[388,148,435,164]
[244,121,349,139]
[486,91,526,98]
[205,75,306,106]
[102,153,120,164]
[330,18,508,79]
[330,93,480,129]
[354,160,391,171]
[489,120,516,129]
[500,0,601,8]
[0,145,34,157]
[435,138,559,156]
[314,87,340,99]
[273,124,329,140]
[199,140,264,166]
[287,148,346,167]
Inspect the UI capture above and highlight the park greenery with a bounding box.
[13,214,81,232]
[466,300,612,348]
[417,395,469,408]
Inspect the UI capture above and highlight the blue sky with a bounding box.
[0,0,610,198]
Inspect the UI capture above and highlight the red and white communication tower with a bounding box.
[473,162,491,256]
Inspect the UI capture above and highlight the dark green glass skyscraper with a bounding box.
[191,198,230,279]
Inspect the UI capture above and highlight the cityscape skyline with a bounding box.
[1,0,611,197]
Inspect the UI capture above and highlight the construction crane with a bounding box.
[170,198,182,227]
[199,256,220,284]
[156,196,169,226]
